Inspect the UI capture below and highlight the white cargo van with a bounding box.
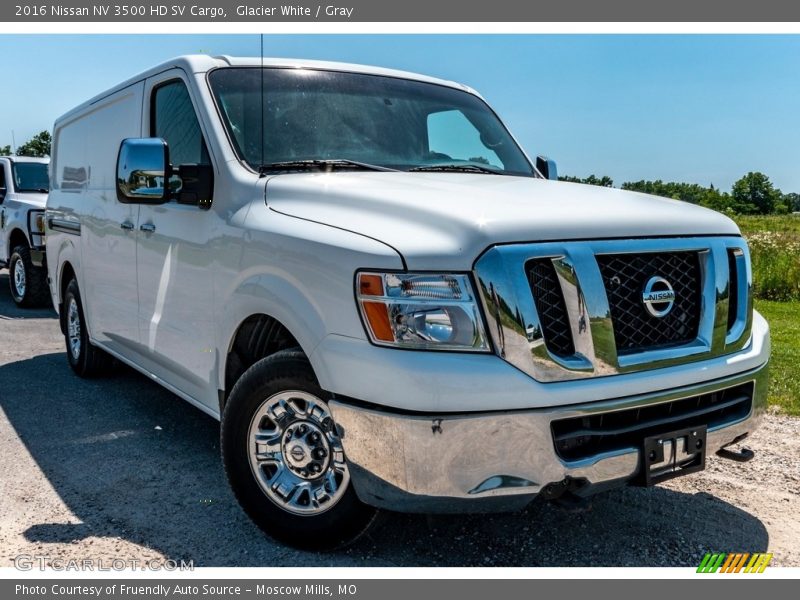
[47,56,770,550]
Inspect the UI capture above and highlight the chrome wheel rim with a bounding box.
[248,391,349,516]
[12,259,26,299]
[67,298,81,360]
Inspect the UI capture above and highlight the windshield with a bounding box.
[12,162,49,193]
[208,67,534,176]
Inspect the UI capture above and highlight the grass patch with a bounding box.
[735,214,800,301]
[755,300,800,416]
[724,217,799,414]
[736,214,800,236]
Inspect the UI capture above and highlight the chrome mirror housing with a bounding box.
[116,138,170,203]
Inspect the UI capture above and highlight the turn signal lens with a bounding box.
[356,271,489,352]
[359,274,384,297]
[362,301,393,341]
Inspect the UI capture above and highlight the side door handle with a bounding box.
[120,221,134,231]
[139,223,156,233]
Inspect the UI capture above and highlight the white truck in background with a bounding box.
[0,156,50,307]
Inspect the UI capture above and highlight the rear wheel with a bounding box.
[63,279,113,377]
[221,349,379,550]
[8,244,49,307]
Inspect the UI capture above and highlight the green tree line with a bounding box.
[1,130,52,158]
[560,172,799,214]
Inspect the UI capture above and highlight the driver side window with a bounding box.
[151,79,210,167]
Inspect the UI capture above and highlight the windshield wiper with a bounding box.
[408,164,505,175]
[19,188,49,193]
[258,159,398,174]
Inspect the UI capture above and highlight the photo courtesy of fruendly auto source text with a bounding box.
[0,0,798,595]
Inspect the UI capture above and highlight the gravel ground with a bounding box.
[0,269,798,567]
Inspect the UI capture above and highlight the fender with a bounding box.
[218,268,348,394]
[216,207,404,393]
[50,235,81,317]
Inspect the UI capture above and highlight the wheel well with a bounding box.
[223,314,300,406]
[7,228,28,256]
[58,262,76,334]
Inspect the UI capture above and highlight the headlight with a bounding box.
[356,271,490,351]
[29,211,46,235]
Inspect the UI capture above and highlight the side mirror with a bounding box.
[116,138,170,203]
[536,155,558,181]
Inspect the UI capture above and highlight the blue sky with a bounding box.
[1,34,798,192]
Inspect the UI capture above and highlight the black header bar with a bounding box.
[4,0,800,22]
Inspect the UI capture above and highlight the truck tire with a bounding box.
[63,278,113,377]
[221,349,379,550]
[8,244,50,307]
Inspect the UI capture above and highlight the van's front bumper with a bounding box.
[330,362,768,513]
[318,313,770,512]
[322,304,770,512]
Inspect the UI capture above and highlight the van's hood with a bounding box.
[265,172,740,270]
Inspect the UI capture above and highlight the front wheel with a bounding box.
[221,349,378,550]
[8,245,49,307]
[62,279,113,377]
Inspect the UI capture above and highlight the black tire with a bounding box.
[221,349,379,551]
[8,244,50,307]
[63,278,113,377]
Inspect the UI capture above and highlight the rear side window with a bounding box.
[0,163,6,189]
[151,80,210,167]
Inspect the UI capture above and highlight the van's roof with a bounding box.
[55,54,477,125]
[0,156,49,164]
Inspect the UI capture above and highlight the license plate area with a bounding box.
[641,425,707,486]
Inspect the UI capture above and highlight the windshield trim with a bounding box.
[205,65,537,178]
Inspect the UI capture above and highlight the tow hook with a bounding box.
[716,447,755,463]
[539,475,588,504]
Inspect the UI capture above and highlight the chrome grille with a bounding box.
[596,251,701,355]
[473,237,752,383]
[727,249,739,331]
[526,259,575,357]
